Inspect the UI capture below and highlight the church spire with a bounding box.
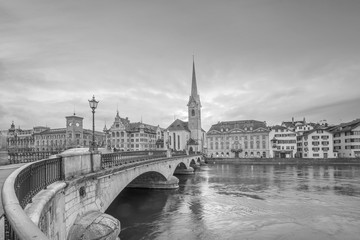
[191,56,198,97]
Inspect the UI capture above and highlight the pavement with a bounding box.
[0,164,26,216]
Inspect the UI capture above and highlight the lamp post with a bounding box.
[166,129,171,158]
[88,95,99,152]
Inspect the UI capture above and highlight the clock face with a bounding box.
[68,122,72,127]
[76,122,80,127]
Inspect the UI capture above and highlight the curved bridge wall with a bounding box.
[2,151,202,240]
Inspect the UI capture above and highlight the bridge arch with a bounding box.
[127,171,168,188]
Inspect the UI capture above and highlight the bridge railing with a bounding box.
[2,156,63,240]
[8,151,61,164]
[101,151,168,169]
[172,151,187,157]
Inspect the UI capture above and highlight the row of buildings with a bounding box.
[206,118,360,159]
[2,60,359,159]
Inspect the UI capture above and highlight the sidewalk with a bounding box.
[0,163,26,215]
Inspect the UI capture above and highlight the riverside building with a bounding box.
[207,120,270,158]
[296,128,336,158]
[328,119,360,158]
[269,125,297,158]
[104,111,164,151]
[7,114,106,153]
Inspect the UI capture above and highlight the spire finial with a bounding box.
[73,104,76,116]
[191,56,198,97]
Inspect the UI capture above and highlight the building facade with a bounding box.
[296,128,336,158]
[7,122,34,153]
[104,111,164,151]
[166,60,206,153]
[269,125,297,158]
[7,114,105,153]
[207,120,270,158]
[328,119,360,158]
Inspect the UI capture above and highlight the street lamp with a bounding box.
[88,95,99,152]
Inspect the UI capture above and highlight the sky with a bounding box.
[1,0,360,132]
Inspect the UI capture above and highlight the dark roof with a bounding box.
[187,138,198,145]
[270,125,288,131]
[167,119,190,132]
[302,127,331,137]
[328,119,360,133]
[207,120,267,133]
[127,122,157,134]
[33,128,66,135]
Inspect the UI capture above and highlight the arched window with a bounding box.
[116,132,120,137]
[121,132,124,137]
[112,132,115,137]
[191,109,195,116]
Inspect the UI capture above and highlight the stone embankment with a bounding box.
[207,157,360,165]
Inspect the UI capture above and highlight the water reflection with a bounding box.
[107,164,360,240]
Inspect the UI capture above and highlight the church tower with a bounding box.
[187,59,203,151]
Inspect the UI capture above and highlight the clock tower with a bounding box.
[66,114,84,149]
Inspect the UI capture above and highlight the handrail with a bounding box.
[101,152,168,169]
[2,156,63,240]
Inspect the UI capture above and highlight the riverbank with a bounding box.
[206,157,360,165]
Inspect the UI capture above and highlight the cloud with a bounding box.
[1,0,360,132]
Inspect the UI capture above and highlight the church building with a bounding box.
[166,60,206,153]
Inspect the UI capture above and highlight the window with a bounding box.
[191,109,195,116]
[334,133,341,138]
[312,147,320,152]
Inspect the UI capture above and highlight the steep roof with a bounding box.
[127,122,157,134]
[328,119,360,133]
[301,127,331,137]
[187,59,201,106]
[167,119,190,132]
[187,138,198,145]
[208,120,268,133]
[270,125,289,131]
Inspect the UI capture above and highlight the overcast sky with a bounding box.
[1,0,359,132]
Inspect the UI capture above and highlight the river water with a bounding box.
[106,163,360,240]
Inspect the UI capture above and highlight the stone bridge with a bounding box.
[2,149,205,240]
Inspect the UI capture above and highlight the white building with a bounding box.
[207,120,270,158]
[269,125,296,158]
[328,119,360,158]
[104,111,164,151]
[297,128,336,158]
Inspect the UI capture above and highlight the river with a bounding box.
[106,163,360,240]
